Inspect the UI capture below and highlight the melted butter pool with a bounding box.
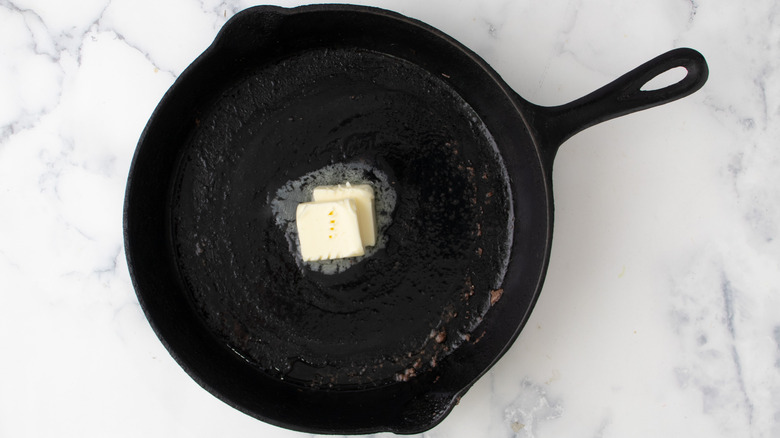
[270,162,397,274]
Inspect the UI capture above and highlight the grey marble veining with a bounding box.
[1,1,779,437]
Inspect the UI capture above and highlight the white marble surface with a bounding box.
[1,0,778,437]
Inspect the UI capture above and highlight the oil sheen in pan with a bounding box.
[270,162,397,274]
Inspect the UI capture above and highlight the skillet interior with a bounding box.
[171,46,514,388]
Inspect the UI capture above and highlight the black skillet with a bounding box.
[123,4,708,435]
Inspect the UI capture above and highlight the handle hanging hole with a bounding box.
[640,66,689,91]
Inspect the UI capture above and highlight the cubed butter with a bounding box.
[312,183,376,247]
[296,199,365,261]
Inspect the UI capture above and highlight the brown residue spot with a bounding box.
[473,331,487,344]
[482,172,489,180]
[463,333,471,342]
[395,367,416,382]
[490,288,504,306]
[435,329,447,343]
[463,276,475,300]
[476,223,482,237]
[476,247,483,256]
[440,304,458,324]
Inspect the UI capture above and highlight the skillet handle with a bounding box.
[527,47,708,163]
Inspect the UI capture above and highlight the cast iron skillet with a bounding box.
[123,4,708,435]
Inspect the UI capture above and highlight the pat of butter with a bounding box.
[312,183,376,247]
[296,199,365,261]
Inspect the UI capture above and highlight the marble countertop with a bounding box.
[1,0,778,437]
